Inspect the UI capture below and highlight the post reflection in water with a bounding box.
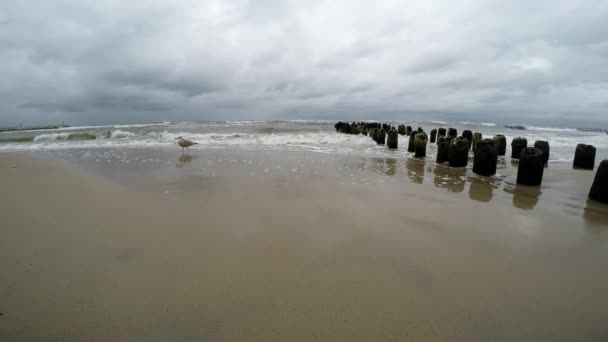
[385,158,398,176]
[351,158,368,172]
[504,183,542,210]
[468,177,497,202]
[372,158,385,175]
[433,165,466,193]
[176,155,194,168]
[584,199,608,226]
[406,158,425,184]
[497,157,508,169]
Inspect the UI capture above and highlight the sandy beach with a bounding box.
[1,149,608,341]
[4,0,608,339]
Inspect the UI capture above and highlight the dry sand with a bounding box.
[1,152,608,341]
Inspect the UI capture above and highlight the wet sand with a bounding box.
[1,151,608,341]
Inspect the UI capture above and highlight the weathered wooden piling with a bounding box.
[415,132,428,158]
[447,128,458,139]
[398,125,406,135]
[534,140,550,165]
[445,135,454,146]
[462,130,473,150]
[573,144,596,169]
[473,139,498,176]
[336,121,352,133]
[493,135,507,156]
[417,127,423,133]
[406,126,413,136]
[436,137,450,164]
[589,160,608,203]
[408,131,418,153]
[430,129,437,143]
[472,132,482,152]
[437,128,446,138]
[374,128,381,143]
[511,137,528,159]
[516,147,544,186]
[376,129,386,145]
[387,128,398,149]
[449,137,469,167]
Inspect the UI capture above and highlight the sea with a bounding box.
[1,120,606,165]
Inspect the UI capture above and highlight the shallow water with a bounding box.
[30,146,608,226]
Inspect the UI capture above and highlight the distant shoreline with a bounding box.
[0,124,70,132]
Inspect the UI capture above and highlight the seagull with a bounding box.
[175,137,198,152]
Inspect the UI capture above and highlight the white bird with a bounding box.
[175,137,198,152]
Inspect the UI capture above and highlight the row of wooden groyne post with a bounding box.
[334,121,608,204]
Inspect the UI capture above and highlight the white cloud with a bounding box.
[1,0,607,125]
[513,57,553,73]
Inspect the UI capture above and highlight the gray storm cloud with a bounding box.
[1,0,608,126]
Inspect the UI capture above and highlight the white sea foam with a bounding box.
[157,131,372,148]
[430,120,447,124]
[480,122,496,126]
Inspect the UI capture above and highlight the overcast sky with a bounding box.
[1,0,608,126]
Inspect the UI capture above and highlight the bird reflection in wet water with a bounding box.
[176,155,195,168]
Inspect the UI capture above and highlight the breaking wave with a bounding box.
[113,122,171,128]
[503,125,578,132]
[32,130,138,141]
[525,126,577,132]
[224,120,268,124]
[33,132,97,141]
[109,130,136,138]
